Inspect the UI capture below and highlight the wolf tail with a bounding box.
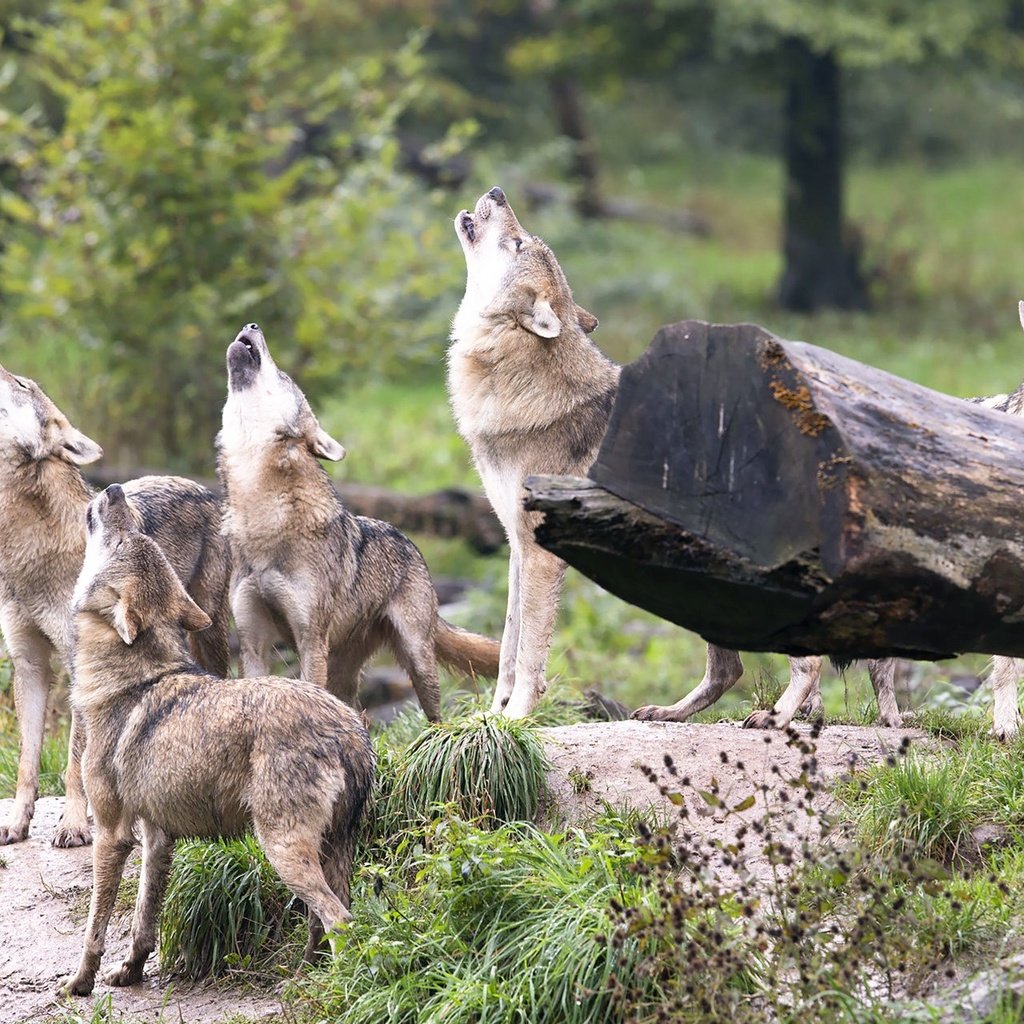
[435,619,501,678]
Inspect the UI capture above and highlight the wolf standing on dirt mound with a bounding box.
[449,186,620,718]
[61,485,373,996]
[217,323,500,721]
[0,366,230,849]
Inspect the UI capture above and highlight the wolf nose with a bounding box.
[246,323,259,332]
[487,186,506,206]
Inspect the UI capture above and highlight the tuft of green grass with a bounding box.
[159,834,303,980]
[377,713,550,835]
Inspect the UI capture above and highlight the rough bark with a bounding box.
[548,75,604,219]
[776,38,866,312]
[525,320,1024,660]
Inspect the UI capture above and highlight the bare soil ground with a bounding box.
[1,720,926,1023]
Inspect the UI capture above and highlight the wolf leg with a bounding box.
[490,546,522,713]
[1,620,53,845]
[390,609,442,723]
[867,658,902,727]
[501,546,566,719]
[633,644,744,723]
[991,656,1022,741]
[54,707,93,847]
[60,826,135,996]
[104,821,173,987]
[744,656,822,729]
[257,826,350,962]
[232,579,277,678]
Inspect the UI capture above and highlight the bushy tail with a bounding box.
[435,618,501,678]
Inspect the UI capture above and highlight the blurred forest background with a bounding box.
[5,0,1024,712]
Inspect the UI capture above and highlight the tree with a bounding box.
[0,0,463,468]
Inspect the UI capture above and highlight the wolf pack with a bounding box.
[1,186,1022,996]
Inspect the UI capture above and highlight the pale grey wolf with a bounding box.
[449,186,619,718]
[61,484,373,995]
[217,323,500,722]
[0,366,230,848]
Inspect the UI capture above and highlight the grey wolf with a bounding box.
[449,186,619,718]
[0,366,230,848]
[61,484,373,995]
[217,323,499,722]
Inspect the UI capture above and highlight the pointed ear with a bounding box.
[307,425,346,462]
[110,593,143,646]
[59,426,103,466]
[575,304,599,334]
[520,297,562,339]
[178,593,212,634]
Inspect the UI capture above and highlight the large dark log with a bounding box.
[85,467,505,554]
[525,320,1024,660]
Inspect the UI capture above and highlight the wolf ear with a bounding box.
[59,426,103,466]
[178,594,212,634]
[520,297,562,340]
[307,425,346,462]
[110,599,143,646]
[77,582,139,643]
[575,305,599,334]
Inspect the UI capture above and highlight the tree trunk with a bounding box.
[524,320,1024,661]
[548,76,604,218]
[776,38,866,312]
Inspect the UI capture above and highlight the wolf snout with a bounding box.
[487,186,506,206]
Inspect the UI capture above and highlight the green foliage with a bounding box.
[0,717,67,799]
[159,833,303,980]
[292,812,650,1024]
[0,0,462,468]
[377,713,550,836]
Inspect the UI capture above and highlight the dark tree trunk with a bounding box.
[776,38,866,312]
[525,320,1024,661]
[548,75,604,218]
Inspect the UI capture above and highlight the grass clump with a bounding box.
[378,712,550,835]
[159,834,303,980]
[292,812,651,1024]
[0,720,68,799]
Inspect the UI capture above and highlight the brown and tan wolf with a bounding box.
[0,367,230,849]
[61,484,373,995]
[449,186,619,718]
[217,323,500,722]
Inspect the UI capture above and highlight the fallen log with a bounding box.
[85,467,505,554]
[525,320,1024,660]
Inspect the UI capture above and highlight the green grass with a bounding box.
[159,833,304,980]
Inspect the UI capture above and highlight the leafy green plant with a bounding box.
[159,834,303,980]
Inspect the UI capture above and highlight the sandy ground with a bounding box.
[0,720,926,1023]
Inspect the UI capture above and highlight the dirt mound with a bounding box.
[1,720,925,1022]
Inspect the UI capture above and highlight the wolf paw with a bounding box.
[992,723,1020,743]
[58,973,95,997]
[0,821,30,845]
[104,961,145,987]
[52,822,93,849]
[742,710,779,730]
[631,704,676,722]
[798,696,824,720]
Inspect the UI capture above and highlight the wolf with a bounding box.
[0,366,231,848]
[449,186,619,718]
[217,323,499,722]
[60,484,373,996]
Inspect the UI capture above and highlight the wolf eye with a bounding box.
[513,238,523,252]
[14,377,29,390]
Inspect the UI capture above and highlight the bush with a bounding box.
[1,0,464,468]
